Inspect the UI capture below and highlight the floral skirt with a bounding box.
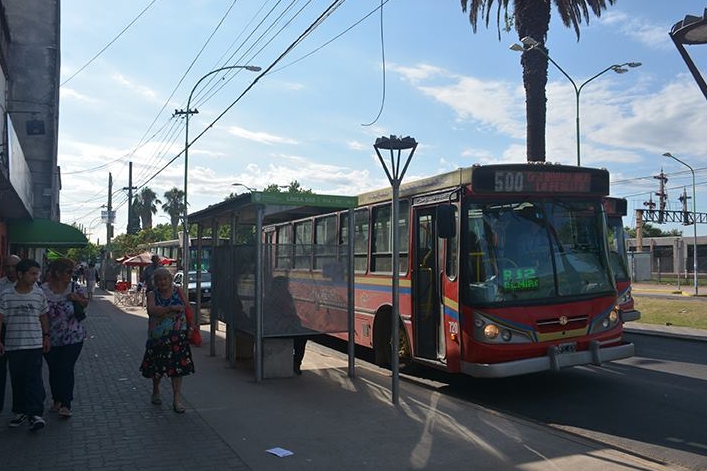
[140,331,195,378]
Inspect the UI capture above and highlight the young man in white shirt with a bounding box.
[0,254,20,415]
[0,258,50,431]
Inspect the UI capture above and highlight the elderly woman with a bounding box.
[41,258,88,418]
[139,267,195,413]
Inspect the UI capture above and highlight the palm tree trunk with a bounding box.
[516,0,550,162]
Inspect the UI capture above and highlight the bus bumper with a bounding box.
[621,309,641,322]
[461,340,635,378]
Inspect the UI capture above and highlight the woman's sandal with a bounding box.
[173,402,186,414]
[151,393,162,405]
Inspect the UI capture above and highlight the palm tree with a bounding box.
[461,0,616,162]
[162,187,186,239]
[133,187,161,230]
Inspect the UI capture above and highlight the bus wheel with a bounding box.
[373,313,411,368]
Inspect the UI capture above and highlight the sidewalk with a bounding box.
[0,290,685,471]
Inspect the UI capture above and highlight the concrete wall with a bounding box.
[2,0,60,220]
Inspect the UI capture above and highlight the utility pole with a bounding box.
[124,162,139,234]
[100,172,115,290]
[173,107,198,272]
[654,169,668,223]
[107,172,113,251]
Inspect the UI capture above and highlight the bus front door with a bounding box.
[413,207,442,360]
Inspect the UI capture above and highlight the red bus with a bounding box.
[263,163,634,377]
[604,197,640,322]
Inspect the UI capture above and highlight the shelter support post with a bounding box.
[348,207,356,378]
[255,204,264,382]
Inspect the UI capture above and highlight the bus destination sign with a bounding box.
[471,165,609,196]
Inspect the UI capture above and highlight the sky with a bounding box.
[57,0,707,244]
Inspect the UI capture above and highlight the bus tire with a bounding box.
[373,309,411,368]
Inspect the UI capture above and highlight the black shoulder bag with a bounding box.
[72,282,87,321]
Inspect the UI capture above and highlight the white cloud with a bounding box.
[112,73,158,100]
[389,63,526,139]
[347,140,368,151]
[226,125,298,145]
[61,87,101,104]
[600,11,673,51]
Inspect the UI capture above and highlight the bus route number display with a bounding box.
[494,170,591,193]
[503,268,538,291]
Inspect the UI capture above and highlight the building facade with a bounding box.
[0,0,66,260]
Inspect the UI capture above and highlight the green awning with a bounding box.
[8,218,88,248]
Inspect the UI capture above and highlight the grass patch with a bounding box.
[633,296,707,330]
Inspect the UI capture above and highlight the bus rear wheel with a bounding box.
[373,313,411,368]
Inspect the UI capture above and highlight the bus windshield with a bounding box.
[463,199,614,304]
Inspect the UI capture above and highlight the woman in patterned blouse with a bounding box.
[41,258,88,418]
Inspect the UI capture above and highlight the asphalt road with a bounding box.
[319,330,707,470]
[394,333,707,471]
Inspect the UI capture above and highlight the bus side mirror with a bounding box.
[436,205,455,239]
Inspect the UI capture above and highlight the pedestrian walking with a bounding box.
[0,259,50,432]
[139,267,195,413]
[0,254,21,414]
[84,261,98,300]
[41,258,88,418]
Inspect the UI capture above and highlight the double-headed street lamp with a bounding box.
[373,134,418,405]
[663,152,699,296]
[510,36,641,166]
[175,65,261,272]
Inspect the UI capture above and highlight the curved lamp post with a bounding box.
[232,182,256,194]
[511,37,640,166]
[373,135,418,405]
[175,65,261,273]
[670,9,707,101]
[663,152,699,295]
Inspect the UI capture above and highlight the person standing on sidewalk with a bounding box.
[141,254,161,293]
[0,259,50,431]
[84,261,98,300]
[0,254,21,414]
[41,258,88,418]
[140,267,195,413]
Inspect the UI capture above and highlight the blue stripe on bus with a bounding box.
[443,304,459,321]
[354,283,412,295]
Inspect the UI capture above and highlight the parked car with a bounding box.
[174,271,212,302]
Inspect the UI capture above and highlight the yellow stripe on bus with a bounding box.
[354,276,411,288]
[442,296,458,311]
[535,327,587,342]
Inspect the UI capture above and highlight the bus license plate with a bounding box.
[557,342,576,354]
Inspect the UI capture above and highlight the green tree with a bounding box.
[65,242,101,264]
[133,187,161,230]
[461,0,616,162]
[626,223,682,239]
[162,187,186,239]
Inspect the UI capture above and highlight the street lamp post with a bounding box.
[669,9,707,101]
[663,152,699,295]
[175,65,261,274]
[373,135,418,405]
[510,37,640,166]
[232,183,256,194]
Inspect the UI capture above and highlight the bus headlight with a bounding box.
[484,324,500,339]
[473,311,533,344]
[609,310,619,323]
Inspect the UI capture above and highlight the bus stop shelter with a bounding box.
[188,191,357,381]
